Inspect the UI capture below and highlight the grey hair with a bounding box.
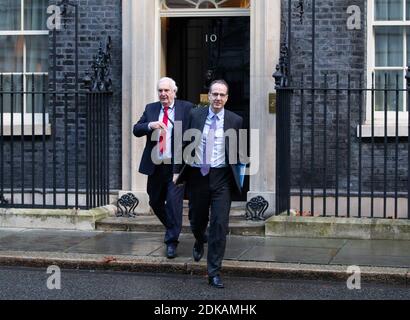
[158,77,178,94]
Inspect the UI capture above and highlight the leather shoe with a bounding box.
[166,244,177,259]
[192,241,204,262]
[208,275,224,289]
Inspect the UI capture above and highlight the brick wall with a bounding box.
[1,0,122,197]
[49,0,122,191]
[281,0,408,194]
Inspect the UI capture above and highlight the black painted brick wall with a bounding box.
[49,0,122,191]
[1,0,122,194]
[281,0,408,194]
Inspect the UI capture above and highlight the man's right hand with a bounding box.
[149,121,167,130]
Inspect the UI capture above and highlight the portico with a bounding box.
[121,0,280,215]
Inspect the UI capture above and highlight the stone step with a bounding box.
[182,202,247,217]
[96,215,265,236]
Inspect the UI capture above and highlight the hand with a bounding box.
[149,121,167,130]
[173,174,185,187]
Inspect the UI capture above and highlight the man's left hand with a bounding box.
[173,174,182,186]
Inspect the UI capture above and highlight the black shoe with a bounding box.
[166,244,177,259]
[208,275,224,289]
[192,241,204,262]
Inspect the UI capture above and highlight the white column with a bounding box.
[248,0,281,215]
[122,0,160,213]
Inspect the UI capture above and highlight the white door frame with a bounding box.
[121,0,280,215]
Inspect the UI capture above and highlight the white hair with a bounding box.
[157,77,178,93]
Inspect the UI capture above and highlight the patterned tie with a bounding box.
[200,115,217,176]
[159,106,169,155]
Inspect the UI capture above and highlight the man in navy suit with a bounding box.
[176,80,243,288]
[133,77,194,259]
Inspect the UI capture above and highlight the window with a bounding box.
[367,0,410,131]
[0,0,49,130]
[160,0,250,11]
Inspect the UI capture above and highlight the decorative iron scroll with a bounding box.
[116,193,139,218]
[245,196,269,221]
[83,36,113,92]
[273,44,289,88]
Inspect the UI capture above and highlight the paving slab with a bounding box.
[238,246,338,264]
[339,239,410,257]
[0,228,25,240]
[150,239,199,259]
[225,236,264,247]
[66,232,164,256]
[258,237,348,249]
[224,247,253,260]
[0,229,98,252]
[150,235,258,260]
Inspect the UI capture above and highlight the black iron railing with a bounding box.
[86,90,112,209]
[275,0,410,219]
[275,70,410,219]
[0,77,111,210]
[0,0,113,211]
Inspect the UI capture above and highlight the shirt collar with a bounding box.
[162,101,175,110]
[208,107,224,120]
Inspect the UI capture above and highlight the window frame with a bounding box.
[159,0,251,17]
[0,0,49,131]
[367,0,410,127]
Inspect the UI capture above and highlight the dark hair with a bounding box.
[209,80,229,95]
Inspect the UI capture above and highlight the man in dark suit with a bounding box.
[133,77,194,259]
[176,80,243,288]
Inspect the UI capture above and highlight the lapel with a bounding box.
[223,109,232,131]
[223,109,232,157]
[152,102,162,121]
[197,107,209,132]
[174,100,183,123]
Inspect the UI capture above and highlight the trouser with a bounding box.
[147,164,184,245]
[187,167,233,277]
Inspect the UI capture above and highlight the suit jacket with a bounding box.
[133,99,194,176]
[176,107,244,194]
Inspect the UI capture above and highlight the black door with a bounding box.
[166,16,250,200]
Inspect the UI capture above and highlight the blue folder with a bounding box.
[235,163,246,188]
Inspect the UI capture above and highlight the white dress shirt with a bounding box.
[194,107,226,168]
[149,102,175,161]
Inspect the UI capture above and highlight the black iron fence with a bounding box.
[275,70,410,219]
[0,0,113,211]
[0,74,112,210]
[86,91,112,209]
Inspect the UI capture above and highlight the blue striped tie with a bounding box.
[200,115,217,176]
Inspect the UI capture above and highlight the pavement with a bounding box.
[0,226,409,285]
